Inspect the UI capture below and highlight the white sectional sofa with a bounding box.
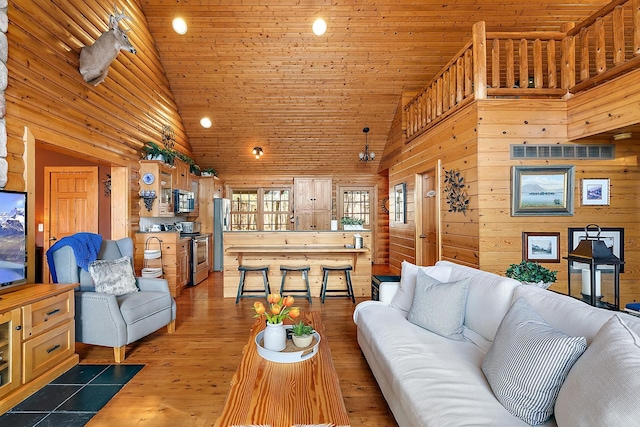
[354,260,640,426]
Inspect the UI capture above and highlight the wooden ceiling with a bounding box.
[140,0,611,177]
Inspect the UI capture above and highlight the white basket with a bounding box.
[144,249,161,259]
[141,267,163,278]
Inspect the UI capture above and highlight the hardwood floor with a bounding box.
[81,269,399,427]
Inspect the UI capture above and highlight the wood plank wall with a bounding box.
[386,89,640,307]
[5,0,190,238]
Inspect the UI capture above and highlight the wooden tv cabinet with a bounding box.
[0,283,79,415]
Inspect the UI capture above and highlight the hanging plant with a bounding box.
[444,169,469,215]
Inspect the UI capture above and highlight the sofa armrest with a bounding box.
[353,300,389,324]
[379,282,400,305]
[75,291,127,347]
[136,277,170,293]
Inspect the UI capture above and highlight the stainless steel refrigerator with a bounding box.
[213,198,230,271]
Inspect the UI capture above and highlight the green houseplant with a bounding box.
[291,320,314,348]
[505,261,557,289]
[201,167,217,176]
[142,141,164,161]
[341,217,364,230]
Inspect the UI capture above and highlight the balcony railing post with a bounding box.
[472,21,487,99]
[561,22,576,90]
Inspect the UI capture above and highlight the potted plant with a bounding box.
[142,141,164,161]
[161,148,176,166]
[341,217,365,230]
[505,260,558,289]
[201,167,217,177]
[290,320,314,348]
[253,294,300,351]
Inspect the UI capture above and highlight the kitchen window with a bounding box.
[230,188,292,231]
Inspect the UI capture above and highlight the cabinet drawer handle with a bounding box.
[46,308,61,317]
[47,344,61,354]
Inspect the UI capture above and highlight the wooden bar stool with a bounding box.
[279,265,312,303]
[320,265,355,303]
[236,265,271,303]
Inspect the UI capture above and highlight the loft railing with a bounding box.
[404,0,640,143]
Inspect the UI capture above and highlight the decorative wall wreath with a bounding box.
[444,169,469,215]
[381,197,390,214]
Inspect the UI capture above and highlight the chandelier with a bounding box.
[359,127,375,162]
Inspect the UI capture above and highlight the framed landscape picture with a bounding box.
[394,182,406,224]
[522,232,560,263]
[511,165,574,216]
[581,178,610,206]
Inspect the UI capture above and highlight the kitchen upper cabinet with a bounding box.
[294,178,332,230]
[189,175,199,217]
[139,160,174,217]
[174,159,190,191]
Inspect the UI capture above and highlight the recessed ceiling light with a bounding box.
[172,17,188,35]
[312,18,327,36]
[200,117,212,128]
[612,132,632,140]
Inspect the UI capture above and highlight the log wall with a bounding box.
[5,0,190,238]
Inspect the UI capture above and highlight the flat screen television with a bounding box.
[0,190,27,287]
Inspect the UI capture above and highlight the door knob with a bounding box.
[49,237,57,241]
[419,234,426,238]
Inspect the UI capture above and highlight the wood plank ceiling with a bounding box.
[140,0,610,177]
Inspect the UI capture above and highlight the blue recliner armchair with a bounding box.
[50,237,176,362]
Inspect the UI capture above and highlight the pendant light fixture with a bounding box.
[252,147,264,159]
[359,127,375,162]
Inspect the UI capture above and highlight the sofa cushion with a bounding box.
[482,298,587,425]
[117,291,173,325]
[407,270,469,341]
[555,314,640,426]
[390,260,452,313]
[88,256,139,296]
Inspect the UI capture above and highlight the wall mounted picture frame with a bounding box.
[511,165,574,216]
[568,227,624,273]
[394,182,406,224]
[522,232,560,263]
[581,178,610,206]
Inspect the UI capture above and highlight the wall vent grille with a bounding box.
[510,145,615,160]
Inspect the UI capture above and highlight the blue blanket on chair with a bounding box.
[46,233,103,283]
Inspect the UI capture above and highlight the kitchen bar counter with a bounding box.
[223,231,372,299]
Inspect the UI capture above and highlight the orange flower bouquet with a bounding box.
[253,293,300,324]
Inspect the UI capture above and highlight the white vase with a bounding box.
[292,334,313,348]
[263,322,286,351]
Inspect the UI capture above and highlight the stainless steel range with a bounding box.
[181,232,211,286]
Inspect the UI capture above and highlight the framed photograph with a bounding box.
[581,178,610,206]
[511,165,574,216]
[522,232,560,263]
[394,182,406,223]
[568,227,624,273]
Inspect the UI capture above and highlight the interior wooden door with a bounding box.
[43,167,99,282]
[418,168,439,266]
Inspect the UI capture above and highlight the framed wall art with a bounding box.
[581,178,610,206]
[394,182,406,223]
[522,232,560,263]
[511,165,574,216]
[568,226,624,272]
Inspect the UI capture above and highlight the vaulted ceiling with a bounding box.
[140,0,610,177]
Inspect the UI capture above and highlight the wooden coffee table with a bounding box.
[215,311,350,427]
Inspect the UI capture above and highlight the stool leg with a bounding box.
[345,270,355,303]
[321,270,329,303]
[236,270,246,303]
[262,271,271,299]
[303,269,312,303]
[279,270,288,295]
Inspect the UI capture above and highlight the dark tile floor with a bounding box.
[0,364,144,427]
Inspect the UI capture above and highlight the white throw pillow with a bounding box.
[390,261,452,312]
[407,269,469,341]
[88,256,139,296]
[482,298,587,425]
[555,314,640,426]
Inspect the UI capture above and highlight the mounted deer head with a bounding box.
[79,5,136,86]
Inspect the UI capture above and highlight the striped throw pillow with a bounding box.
[482,298,586,425]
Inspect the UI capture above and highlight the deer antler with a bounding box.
[112,4,133,25]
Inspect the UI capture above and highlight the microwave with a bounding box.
[173,189,195,214]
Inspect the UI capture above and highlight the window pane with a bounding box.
[263,189,290,230]
[231,190,258,230]
[343,190,370,225]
